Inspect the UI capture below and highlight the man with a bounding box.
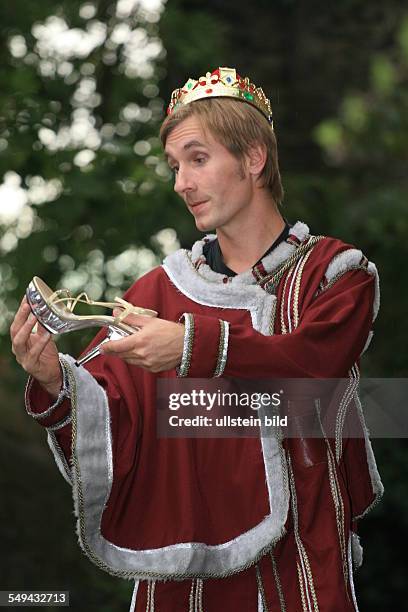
[11,67,382,611]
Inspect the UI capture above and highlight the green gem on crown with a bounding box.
[244,92,254,101]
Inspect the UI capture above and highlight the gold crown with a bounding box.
[166,67,273,128]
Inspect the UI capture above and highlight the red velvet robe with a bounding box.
[26,223,382,611]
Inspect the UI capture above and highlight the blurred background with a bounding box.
[1,0,407,609]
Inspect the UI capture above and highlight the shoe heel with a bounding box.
[75,327,129,367]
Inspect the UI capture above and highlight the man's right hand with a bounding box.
[10,297,62,398]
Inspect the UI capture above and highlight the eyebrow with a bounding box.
[165,140,208,161]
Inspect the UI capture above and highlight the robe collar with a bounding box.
[162,221,310,334]
[166,220,310,287]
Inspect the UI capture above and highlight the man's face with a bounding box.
[164,115,253,232]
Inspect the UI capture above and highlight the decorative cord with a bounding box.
[145,580,156,612]
[177,313,195,377]
[188,579,204,612]
[25,355,71,420]
[213,320,229,377]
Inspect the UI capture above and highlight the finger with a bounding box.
[114,312,156,329]
[12,313,38,357]
[24,329,52,367]
[101,335,142,354]
[112,353,148,367]
[36,321,51,337]
[10,302,32,340]
[107,353,142,364]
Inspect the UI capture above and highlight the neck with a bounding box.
[216,194,285,274]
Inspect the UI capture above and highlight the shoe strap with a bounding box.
[113,297,149,323]
[49,290,137,323]
[51,291,122,313]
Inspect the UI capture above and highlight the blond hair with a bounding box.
[160,97,284,205]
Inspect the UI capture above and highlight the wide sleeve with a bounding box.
[23,269,164,467]
[179,268,377,379]
[25,348,143,472]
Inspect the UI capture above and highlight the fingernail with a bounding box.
[28,313,35,322]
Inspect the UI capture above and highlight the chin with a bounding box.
[195,218,216,232]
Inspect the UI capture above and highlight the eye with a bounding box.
[170,166,179,175]
[194,156,206,165]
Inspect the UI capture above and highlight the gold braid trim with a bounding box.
[279,263,295,334]
[178,313,195,377]
[260,236,325,292]
[213,319,229,377]
[315,402,350,598]
[335,365,360,463]
[196,578,203,612]
[268,297,278,336]
[317,264,371,297]
[188,579,195,612]
[296,562,309,612]
[326,447,349,595]
[189,579,204,612]
[288,455,320,612]
[286,239,354,601]
[292,248,314,329]
[145,580,156,612]
[270,552,287,612]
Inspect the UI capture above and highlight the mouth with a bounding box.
[188,200,209,213]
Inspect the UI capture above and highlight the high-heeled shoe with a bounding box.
[26,276,157,366]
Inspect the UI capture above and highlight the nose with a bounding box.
[174,165,195,196]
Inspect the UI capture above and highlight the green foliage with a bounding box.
[311,17,408,376]
[371,54,397,95]
[397,15,408,60]
[0,0,200,338]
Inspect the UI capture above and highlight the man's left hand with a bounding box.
[100,311,184,373]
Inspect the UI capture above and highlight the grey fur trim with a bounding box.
[289,221,310,242]
[191,234,216,261]
[350,531,363,571]
[323,249,380,323]
[367,262,380,321]
[166,221,310,288]
[258,589,262,612]
[347,533,360,611]
[64,354,289,580]
[361,331,374,355]
[353,393,384,519]
[162,258,276,335]
[325,249,363,281]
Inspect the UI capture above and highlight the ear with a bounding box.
[245,143,267,180]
